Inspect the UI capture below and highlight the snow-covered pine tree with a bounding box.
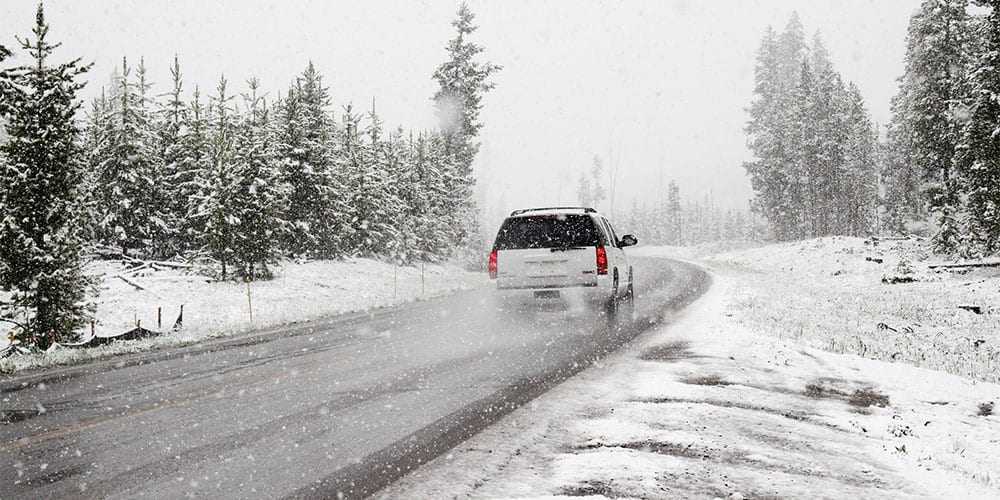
[843,83,879,236]
[882,87,924,233]
[590,156,606,210]
[93,57,163,257]
[177,86,211,251]
[411,131,455,260]
[228,78,284,279]
[425,130,464,255]
[787,59,817,238]
[432,2,501,255]
[405,132,436,261]
[135,58,172,257]
[384,126,415,263]
[808,34,850,236]
[157,55,190,256]
[576,172,593,207]
[346,105,402,257]
[197,76,238,278]
[666,180,682,244]
[889,0,972,251]
[274,63,346,258]
[745,24,797,240]
[958,0,1000,254]
[0,4,92,348]
[80,88,112,245]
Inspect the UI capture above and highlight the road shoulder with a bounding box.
[378,270,1000,499]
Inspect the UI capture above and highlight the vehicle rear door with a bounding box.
[493,214,600,289]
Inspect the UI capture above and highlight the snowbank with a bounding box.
[1,258,486,373]
[381,275,1000,499]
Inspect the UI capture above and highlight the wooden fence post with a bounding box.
[246,280,253,324]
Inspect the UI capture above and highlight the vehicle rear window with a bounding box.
[493,215,601,250]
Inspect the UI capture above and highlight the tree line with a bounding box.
[882,0,1000,256]
[747,3,1000,257]
[0,3,498,349]
[621,181,763,246]
[744,13,880,242]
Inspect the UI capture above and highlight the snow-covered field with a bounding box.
[1,258,486,373]
[692,237,1000,384]
[381,241,1000,499]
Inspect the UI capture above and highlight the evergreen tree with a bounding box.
[432,2,500,253]
[958,0,1000,253]
[666,180,682,244]
[887,0,972,250]
[0,5,92,348]
[157,55,189,255]
[411,131,457,260]
[80,88,112,245]
[355,105,402,257]
[745,15,880,241]
[274,63,346,257]
[787,59,816,238]
[135,58,172,257]
[197,76,238,278]
[384,127,415,262]
[808,36,850,235]
[576,156,606,209]
[229,78,283,279]
[882,92,924,232]
[406,132,439,260]
[843,83,879,236]
[744,26,790,238]
[93,57,163,256]
[177,86,210,250]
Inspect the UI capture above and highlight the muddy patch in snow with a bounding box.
[639,340,699,362]
[804,378,890,409]
[578,440,708,460]
[849,388,890,408]
[682,374,733,386]
[633,396,847,431]
[558,479,626,498]
[577,440,887,490]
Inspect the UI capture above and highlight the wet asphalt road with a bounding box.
[0,256,709,499]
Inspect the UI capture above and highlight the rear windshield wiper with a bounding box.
[550,246,586,252]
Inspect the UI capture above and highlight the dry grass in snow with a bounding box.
[649,237,1000,384]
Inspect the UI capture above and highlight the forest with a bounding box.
[744,1,1000,257]
[0,3,498,347]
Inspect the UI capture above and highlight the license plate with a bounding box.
[534,290,560,299]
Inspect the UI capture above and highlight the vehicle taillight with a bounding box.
[488,249,498,279]
[596,246,608,275]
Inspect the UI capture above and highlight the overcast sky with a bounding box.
[2,0,921,229]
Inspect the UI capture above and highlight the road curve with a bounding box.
[0,256,709,499]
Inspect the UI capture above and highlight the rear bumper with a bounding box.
[496,282,598,290]
[493,275,613,307]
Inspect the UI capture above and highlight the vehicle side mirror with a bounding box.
[619,234,638,247]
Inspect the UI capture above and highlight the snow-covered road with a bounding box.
[0,256,708,499]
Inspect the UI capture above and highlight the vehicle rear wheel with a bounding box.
[621,270,635,325]
[605,272,620,318]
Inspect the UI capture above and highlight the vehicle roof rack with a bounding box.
[509,206,597,216]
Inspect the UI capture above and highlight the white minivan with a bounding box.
[488,207,637,315]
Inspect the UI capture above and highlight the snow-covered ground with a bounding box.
[693,237,1000,384]
[1,258,486,373]
[381,241,1000,499]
